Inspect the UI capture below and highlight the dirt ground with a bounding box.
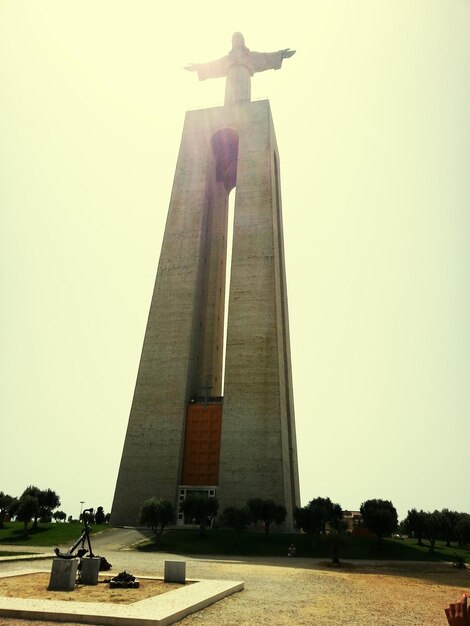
[178,560,470,626]
[0,560,469,625]
[0,571,183,604]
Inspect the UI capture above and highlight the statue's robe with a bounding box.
[195,49,285,104]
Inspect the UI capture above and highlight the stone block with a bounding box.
[164,560,186,583]
[80,557,101,585]
[48,558,78,591]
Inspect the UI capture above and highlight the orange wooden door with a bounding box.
[181,403,222,485]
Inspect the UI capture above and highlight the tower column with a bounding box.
[111,100,299,529]
[218,102,299,527]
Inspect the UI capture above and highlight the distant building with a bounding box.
[343,510,375,537]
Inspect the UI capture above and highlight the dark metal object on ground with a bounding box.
[99,556,112,571]
[54,509,112,574]
[108,571,140,589]
[54,509,95,559]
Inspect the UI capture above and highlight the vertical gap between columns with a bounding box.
[222,188,236,394]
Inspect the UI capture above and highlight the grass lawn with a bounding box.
[137,528,470,563]
[0,521,110,547]
[2,520,468,564]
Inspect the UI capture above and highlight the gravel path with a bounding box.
[0,529,468,625]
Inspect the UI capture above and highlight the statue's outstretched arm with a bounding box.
[282,48,296,59]
[250,49,295,74]
[184,56,229,81]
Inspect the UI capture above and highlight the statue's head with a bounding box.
[231,32,246,50]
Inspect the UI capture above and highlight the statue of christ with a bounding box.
[185,32,295,105]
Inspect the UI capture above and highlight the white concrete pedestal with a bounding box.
[80,557,101,585]
[164,560,186,583]
[48,558,78,591]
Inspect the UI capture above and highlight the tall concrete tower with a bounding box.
[112,33,300,529]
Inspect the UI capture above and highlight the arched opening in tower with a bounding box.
[210,128,238,394]
[195,129,239,398]
[222,188,235,394]
[211,128,238,193]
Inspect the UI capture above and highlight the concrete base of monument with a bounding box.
[0,569,244,626]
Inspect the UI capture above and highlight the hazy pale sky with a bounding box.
[1,0,469,522]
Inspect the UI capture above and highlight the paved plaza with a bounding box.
[0,528,467,625]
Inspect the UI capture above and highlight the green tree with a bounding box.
[22,486,60,529]
[40,488,60,514]
[440,509,459,546]
[247,498,287,536]
[138,498,175,543]
[181,494,219,535]
[324,527,349,565]
[455,513,470,546]
[293,506,308,532]
[22,486,40,528]
[39,510,52,523]
[221,506,251,535]
[402,508,427,545]
[95,506,105,524]
[423,510,443,552]
[294,497,342,537]
[0,492,14,528]
[360,499,398,542]
[14,495,39,536]
[52,510,67,523]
